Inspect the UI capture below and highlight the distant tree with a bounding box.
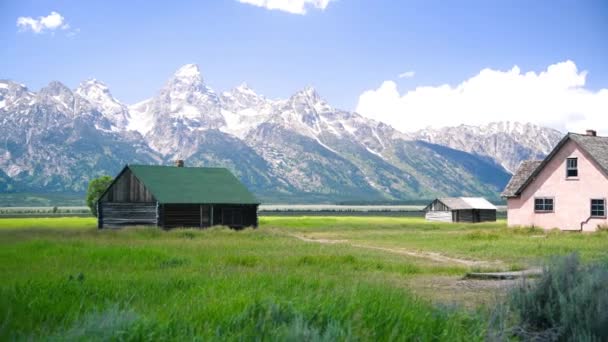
[86,175,113,217]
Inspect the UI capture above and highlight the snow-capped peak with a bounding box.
[235,82,257,96]
[76,79,130,130]
[76,79,111,98]
[172,64,202,82]
[294,86,320,99]
[290,85,332,114]
[38,81,74,110]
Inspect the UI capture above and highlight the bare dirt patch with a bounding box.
[290,233,505,269]
[404,275,520,307]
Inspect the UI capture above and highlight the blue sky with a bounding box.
[1,0,607,132]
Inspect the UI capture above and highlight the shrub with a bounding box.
[597,224,608,231]
[86,175,113,217]
[491,253,608,341]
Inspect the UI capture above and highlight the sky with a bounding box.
[1,0,607,133]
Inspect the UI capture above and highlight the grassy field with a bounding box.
[0,216,606,340]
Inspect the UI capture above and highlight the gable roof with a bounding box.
[126,165,259,204]
[569,133,608,175]
[502,132,608,198]
[501,160,543,198]
[425,197,497,211]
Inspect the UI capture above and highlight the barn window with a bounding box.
[534,198,554,212]
[591,199,606,217]
[566,158,578,178]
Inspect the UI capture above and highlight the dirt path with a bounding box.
[290,234,505,268]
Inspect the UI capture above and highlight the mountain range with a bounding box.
[0,64,563,202]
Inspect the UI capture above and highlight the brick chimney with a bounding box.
[175,160,184,167]
[586,129,597,137]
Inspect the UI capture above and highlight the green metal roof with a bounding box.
[128,165,259,204]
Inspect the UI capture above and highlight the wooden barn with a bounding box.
[97,163,259,229]
[423,197,497,223]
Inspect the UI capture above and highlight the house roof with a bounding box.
[569,133,608,175]
[425,197,497,211]
[501,132,608,198]
[500,160,543,198]
[127,165,260,204]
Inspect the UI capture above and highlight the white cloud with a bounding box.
[356,61,608,135]
[17,11,69,34]
[236,0,333,14]
[398,71,415,79]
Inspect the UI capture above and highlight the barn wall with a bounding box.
[455,210,474,223]
[213,204,258,228]
[425,211,452,222]
[101,168,155,203]
[99,202,157,228]
[454,209,496,223]
[161,204,210,228]
[479,209,497,222]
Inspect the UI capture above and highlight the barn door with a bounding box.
[473,210,481,223]
[199,205,210,228]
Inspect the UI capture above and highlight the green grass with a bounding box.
[0,216,606,340]
[261,216,608,265]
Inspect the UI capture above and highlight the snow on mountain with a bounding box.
[127,64,226,156]
[412,121,563,172]
[219,83,275,139]
[75,79,130,131]
[0,80,159,191]
[0,63,561,201]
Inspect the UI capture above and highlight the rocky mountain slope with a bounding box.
[0,65,560,202]
[412,122,562,173]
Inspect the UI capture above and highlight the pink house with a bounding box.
[502,130,608,231]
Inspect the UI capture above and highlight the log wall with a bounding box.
[99,202,157,228]
[425,211,453,222]
[162,204,210,228]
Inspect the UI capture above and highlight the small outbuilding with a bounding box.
[97,163,259,229]
[423,197,497,223]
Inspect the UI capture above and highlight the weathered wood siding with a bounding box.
[158,204,257,229]
[212,204,258,228]
[162,204,210,228]
[425,211,452,222]
[479,209,496,222]
[99,202,157,228]
[453,209,496,223]
[426,199,450,212]
[455,210,474,223]
[101,169,155,203]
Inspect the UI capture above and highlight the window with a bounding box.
[566,158,578,178]
[534,198,554,212]
[591,199,606,217]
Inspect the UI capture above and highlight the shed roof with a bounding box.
[426,197,497,211]
[502,132,608,198]
[127,165,259,204]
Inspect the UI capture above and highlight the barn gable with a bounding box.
[101,167,156,203]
